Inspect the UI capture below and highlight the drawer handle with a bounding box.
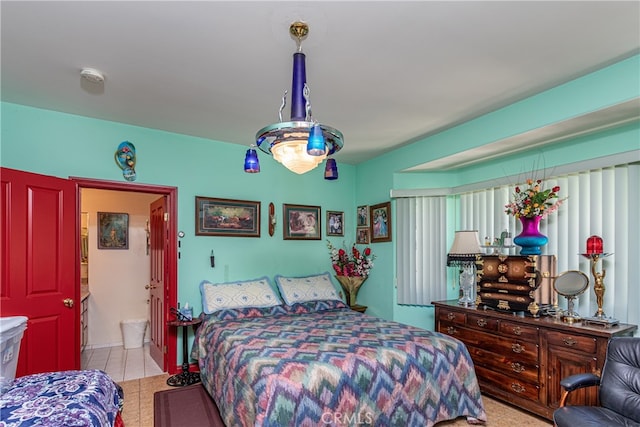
[476,318,488,327]
[511,383,526,394]
[512,343,525,353]
[446,326,458,335]
[511,362,525,373]
[512,326,522,336]
[447,312,456,321]
[563,337,578,347]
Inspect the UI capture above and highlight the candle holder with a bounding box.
[580,253,618,326]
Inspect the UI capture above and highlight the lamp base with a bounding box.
[458,299,475,308]
[458,266,476,307]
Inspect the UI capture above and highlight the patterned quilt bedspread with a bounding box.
[0,369,123,427]
[193,300,487,426]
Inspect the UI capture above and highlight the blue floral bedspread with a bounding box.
[193,301,487,426]
[0,369,123,427]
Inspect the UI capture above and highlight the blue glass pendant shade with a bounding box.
[307,124,327,156]
[324,158,338,180]
[244,148,260,173]
[291,52,307,121]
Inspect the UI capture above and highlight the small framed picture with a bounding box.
[356,227,370,244]
[326,211,344,236]
[98,212,129,249]
[283,204,321,240]
[357,205,369,227]
[195,197,260,237]
[370,201,392,243]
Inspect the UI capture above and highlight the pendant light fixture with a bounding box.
[243,145,260,173]
[249,21,343,175]
[324,158,338,180]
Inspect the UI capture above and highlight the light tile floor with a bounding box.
[81,343,164,382]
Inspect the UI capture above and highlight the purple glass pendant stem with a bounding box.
[291,52,307,121]
[513,216,548,255]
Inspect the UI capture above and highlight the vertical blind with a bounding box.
[396,196,447,305]
[395,162,639,328]
[458,163,639,325]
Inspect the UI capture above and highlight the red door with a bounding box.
[149,196,167,370]
[1,167,78,375]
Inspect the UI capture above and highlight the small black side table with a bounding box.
[166,317,202,387]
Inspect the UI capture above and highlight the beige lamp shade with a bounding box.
[447,230,481,266]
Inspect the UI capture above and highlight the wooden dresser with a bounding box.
[432,300,637,420]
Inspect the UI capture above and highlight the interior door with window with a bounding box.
[149,196,167,370]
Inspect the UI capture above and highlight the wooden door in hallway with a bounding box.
[149,196,167,370]
[1,167,78,374]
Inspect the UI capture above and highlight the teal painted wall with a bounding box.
[0,103,358,320]
[354,54,640,330]
[2,54,639,336]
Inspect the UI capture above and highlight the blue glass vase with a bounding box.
[513,216,548,255]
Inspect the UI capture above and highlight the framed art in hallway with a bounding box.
[98,212,129,249]
[327,211,344,236]
[195,197,260,237]
[370,201,392,243]
[283,204,321,240]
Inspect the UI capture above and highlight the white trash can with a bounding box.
[0,316,28,394]
[121,319,147,349]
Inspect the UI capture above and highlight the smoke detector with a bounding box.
[80,67,105,84]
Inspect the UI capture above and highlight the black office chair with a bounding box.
[553,336,640,427]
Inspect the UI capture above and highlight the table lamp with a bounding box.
[447,230,481,306]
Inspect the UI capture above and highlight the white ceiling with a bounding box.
[2,1,639,168]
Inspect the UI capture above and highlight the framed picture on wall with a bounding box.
[283,204,321,240]
[370,201,392,243]
[195,196,261,237]
[356,227,370,244]
[326,211,344,236]
[357,205,369,227]
[98,212,129,249]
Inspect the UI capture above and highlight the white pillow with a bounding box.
[274,272,342,305]
[200,277,282,314]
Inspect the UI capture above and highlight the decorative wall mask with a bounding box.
[115,141,136,181]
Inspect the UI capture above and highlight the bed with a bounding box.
[192,274,487,426]
[0,369,124,427]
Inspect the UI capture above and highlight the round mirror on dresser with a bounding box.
[554,270,589,324]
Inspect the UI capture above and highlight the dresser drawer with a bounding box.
[438,321,464,338]
[467,313,499,331]
[546,330,597,354]
[437,309,466,325]
[476,364,540,402]
[449,325,539,363]
[466,345,539,384]
[499,320,539,342]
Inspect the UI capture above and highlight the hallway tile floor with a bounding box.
[81,343,164,382]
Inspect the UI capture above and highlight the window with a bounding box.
[458,163,638,325]
[396,196,447,305]
[393,162,639,328]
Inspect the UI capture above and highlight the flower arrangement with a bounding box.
[504,178,567,219]
[327,240,375,277]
